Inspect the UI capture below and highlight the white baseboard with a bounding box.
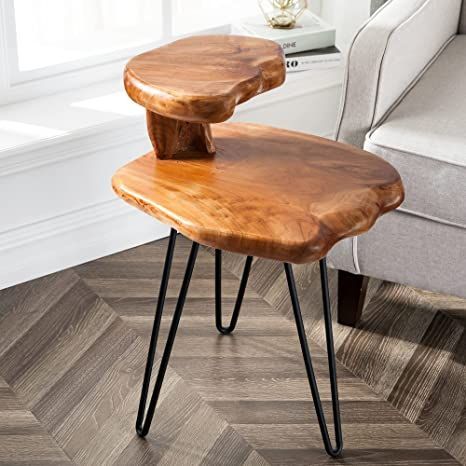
[0,199,169,290]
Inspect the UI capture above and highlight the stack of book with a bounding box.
[232,10,341,73]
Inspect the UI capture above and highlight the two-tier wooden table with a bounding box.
[112,35,404,458]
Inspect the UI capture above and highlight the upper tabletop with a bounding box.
[124,35,286,123]
[112,123,404,263]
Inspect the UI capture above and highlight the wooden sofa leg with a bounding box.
[337,270,369,327]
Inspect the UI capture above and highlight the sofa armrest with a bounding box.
[335,0,461,148]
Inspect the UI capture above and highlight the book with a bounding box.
[232,10,335,55]
[285,46,342,73]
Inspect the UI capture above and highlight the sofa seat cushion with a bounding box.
[365,35,466,229]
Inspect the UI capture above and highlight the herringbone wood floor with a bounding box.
[0,235,464,465]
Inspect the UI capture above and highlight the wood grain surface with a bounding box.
[124,35,285,124]
[113,123,404,263]
[0,236,462,465]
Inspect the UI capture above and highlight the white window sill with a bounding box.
[0,66,343,175]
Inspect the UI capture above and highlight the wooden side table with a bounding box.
[112,35,404,458]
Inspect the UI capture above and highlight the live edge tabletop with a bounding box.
[113,35,404,264]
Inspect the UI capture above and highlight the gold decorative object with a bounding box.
[258,0,308,29]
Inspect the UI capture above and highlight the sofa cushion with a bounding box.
[365,35,466,229]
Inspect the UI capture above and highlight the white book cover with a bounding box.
[232,10,336,54]
[285,46,342,73]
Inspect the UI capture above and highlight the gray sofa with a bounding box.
[328,0,466,325]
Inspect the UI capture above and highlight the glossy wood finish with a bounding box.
[338,270,369,326]
[0,236,463,465]
[125,35,285,158]
[124,35,285,124]
[113,123,404,264]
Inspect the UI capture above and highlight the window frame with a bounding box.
[0,0,233,106]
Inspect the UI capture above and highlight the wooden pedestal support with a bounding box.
[146,111,215,159]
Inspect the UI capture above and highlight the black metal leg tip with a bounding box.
[327,445,343,458]
[136,426,146,437]
[216,325,234,335]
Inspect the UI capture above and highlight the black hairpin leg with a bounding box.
[136,228,199,437]
[284,259,343,457]
[215,249,253,335]
[136,232,342,457]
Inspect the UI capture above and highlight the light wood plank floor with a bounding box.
[0,235,463,465]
